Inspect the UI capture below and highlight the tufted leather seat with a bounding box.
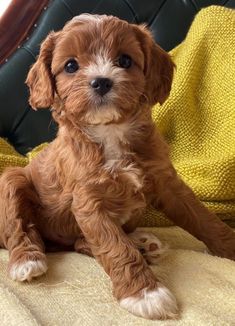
[0,0,234,155]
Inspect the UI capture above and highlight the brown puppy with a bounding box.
[0,14,234,320]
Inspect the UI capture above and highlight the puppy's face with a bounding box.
[26,14,174,125]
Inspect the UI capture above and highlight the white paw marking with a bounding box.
[119,284,178,320]
[9,259,48,282]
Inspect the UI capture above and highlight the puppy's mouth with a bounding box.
[90,93,115,108]
[93,95,109,107]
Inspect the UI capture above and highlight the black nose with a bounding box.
[90,78,113,96]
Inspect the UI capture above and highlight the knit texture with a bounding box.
[0,138,46,175]
[144,5,235,226]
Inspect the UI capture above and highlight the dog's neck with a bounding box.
[84,122,131,163]
[57,109,155,168]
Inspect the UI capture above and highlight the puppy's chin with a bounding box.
[83,103,121,125]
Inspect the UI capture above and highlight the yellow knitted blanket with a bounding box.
[0,6,235,228]
[146,5,235,226]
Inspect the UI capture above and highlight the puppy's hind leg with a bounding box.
[153,164,235,260]
[0,167,47,281]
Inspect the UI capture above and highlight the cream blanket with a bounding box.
[0,227,235,325]
[1,6,235,326]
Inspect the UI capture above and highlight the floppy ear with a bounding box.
[133,25,175,106]
[26,32,57,109]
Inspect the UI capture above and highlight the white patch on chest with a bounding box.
[85,121,146,226]
[86,122,130,163]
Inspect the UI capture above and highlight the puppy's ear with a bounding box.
[133,25,175,106]
[26,32,57,109]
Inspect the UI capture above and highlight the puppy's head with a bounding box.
[26,14,174,125]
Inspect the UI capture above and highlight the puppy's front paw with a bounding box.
[119,284,178,320]
[129,231,168,264]
[8,252,48,282]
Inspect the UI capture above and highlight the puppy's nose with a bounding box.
[90,78,113,96]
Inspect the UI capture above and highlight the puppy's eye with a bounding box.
[64,59,79,73]
[118,54,132,69]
